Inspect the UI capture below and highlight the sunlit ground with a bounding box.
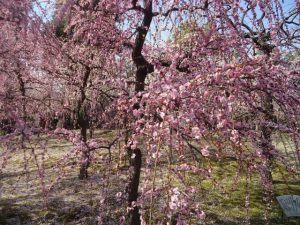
[0,131,299,225]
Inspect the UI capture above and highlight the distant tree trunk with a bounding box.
[78,110,89,179]
[78,66,91,180]
[17,64,30,182]
[17,67,26,133]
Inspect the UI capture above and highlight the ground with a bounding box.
[0,131,299,224]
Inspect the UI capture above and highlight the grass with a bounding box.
[0,131,300,224]
[188,159,300,224]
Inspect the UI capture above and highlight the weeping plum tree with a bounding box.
[73,1,298,224]
[0,0,54,137]
[0,0,118,181]
[1,0,300,224]
[36,0,121,179]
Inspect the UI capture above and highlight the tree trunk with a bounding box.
[252,42,275,224]
[78,66,91,179]
[78,118,89,179]
[127,148,142,225]
[127,1,154,224]
[261,93,275,224]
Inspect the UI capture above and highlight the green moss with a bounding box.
[185,158,300,224]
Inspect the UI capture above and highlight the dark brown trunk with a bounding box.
[127,1,154,224]
[78,118,89,179]
[252,43,274,224]
[127,148,142,225]
[261,93,274,224]
[17,68,29,181]
[17,71,26,123]
[78,66,91,179]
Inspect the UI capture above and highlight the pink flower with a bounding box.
[201,146,210,157]
[115,192,122,198]
[197,211,206,220]
[192,127,201,139]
